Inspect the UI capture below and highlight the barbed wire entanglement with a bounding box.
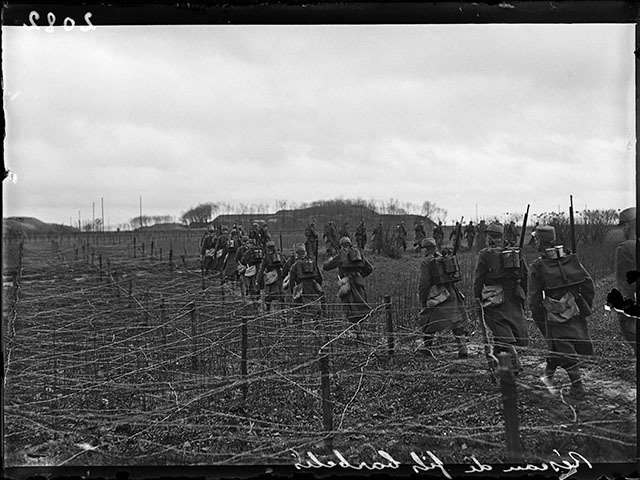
[3,232,636,466]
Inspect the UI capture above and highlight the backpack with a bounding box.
[252,247,264,262]
[484,248,524,283]
[227,238,237,250]
[428,255,460,285]
[298,258,316,279]
[539,253,587,290]
[268,252,283,268]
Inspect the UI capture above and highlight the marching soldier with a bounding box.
[371,221,385,255]
[289,243,324,319]
[200,226,217,275]
[398,221,408,252]
[528,225,595,399]
[414,220,426,252]
[304,221,319,259]
[257,241,284,311]
[474,222,529,373]
[339,221,350,239]
[323,237,374,336]
[433,221,445,250]
[240,237,265,297]
[355,219,367,250]
[222,228,241,284]
[615,207,637,356]
[463,221,476,250]
[323,221,339,256]
[417,237,470,358]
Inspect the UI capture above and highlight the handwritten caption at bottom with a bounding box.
[292,449,592,480]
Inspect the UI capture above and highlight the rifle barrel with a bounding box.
[519,204,530,249]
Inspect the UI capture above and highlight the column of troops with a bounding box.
[198,207,637,398]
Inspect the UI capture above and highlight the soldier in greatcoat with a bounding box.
[615,207,637,356]
[200,226,217,275]
[355,219,367,250]
[417,238,470,358]
[257,241,284,311]
[323,221,339,256]
[475,220,487,251]
[463,221,476,250]
[371,221,385,255]
[304,222,319,259]
[474,222,528,373]
[323,237,374,335]
[528,225,595,398]
[414,220,426,252]
[289,243,324,319]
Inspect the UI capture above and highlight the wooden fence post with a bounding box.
[241,316,248,399]
[319,348,334,449]
[384,295,395,357]
[128,279,133,307]
[133,237,137,258]
[497,352,523,462]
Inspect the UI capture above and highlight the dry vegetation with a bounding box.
[2,229,636,467]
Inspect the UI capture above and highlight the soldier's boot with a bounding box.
[566,367,586,399]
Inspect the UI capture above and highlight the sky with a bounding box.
[2,24,635,229]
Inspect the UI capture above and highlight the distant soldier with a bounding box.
[433,221,445,250]
[449,222,460,243]
[504,221,518,247]
[371,221,385,254]
[475,220,487,251]
[235,235,251,295]
[214,227,230,272]
[474,222,528,373]
[249,223,261,243]
[323,237,374,336]
[241,238,265,297]
[222,228,241,284]
[398,221,408,252]
[259,223,271,249]
[257,241,285,311]
[289,243,324,318]
[393,225,405,257]
[339,221,350,239]
[414,220,427,251]
[355,219,367,250]
[615,207,637,356]
[528,225,595,399]
[200,226,217,275]
[304,222,319,259]
[323,221,339,256]
[463,221,476,250]
[417,238,469,358]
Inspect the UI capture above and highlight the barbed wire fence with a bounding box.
[3,232,636,466]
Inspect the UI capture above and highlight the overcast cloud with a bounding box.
[2,24,635,228]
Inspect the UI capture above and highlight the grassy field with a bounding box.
[2,231,636,467]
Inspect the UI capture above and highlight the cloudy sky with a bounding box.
[2,24,635,228]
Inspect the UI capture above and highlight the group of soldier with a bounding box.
[199,207,637,398]
[199,221,375,327]
[417,206,637,399]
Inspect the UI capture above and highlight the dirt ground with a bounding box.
[2,234,636,468]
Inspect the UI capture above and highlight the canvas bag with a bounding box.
[337,276,351,298]
[244,265,257,277]
[480,284,505,307]
[264,269,278,286]
[426,284,450,307]
[542,291,580,324]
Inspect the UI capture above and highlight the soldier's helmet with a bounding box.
[339,236,352,247]
[207,225,214,232]
[242,235,249,242]
[487,222,504,236]
[619,207,636,225]
[535,225,556,243]
[421,237,437,249]
[266,241,276,250]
